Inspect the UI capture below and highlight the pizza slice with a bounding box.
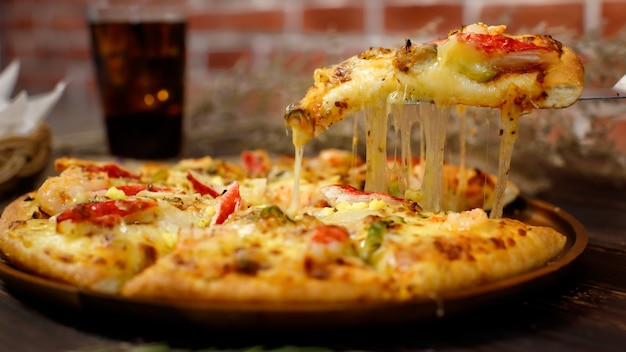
[121,205,395,302]
[0,157,244,293]
[0,191,188,293]
[284,22,584,146]
[318,185,566,298]
[284,22,584,218]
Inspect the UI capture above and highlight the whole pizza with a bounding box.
[0,23,582,305]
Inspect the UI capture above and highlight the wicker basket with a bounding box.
[0,124,51,194]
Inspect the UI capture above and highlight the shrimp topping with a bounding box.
[37,166,109,215]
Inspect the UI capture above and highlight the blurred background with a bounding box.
[1,0,626,191]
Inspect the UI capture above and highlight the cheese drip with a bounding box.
[421,104,450,212]
[288,144,305,216]
[452,106,470,212]
[288,99,516,217]
[350,115,360,186]
[387,101,449,212]
[287,87,521,217]
[490,95,522,219]
[363,105,389,192]
[389,103,420,197]
[361,93,451,210]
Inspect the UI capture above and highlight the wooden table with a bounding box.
[1,104,626,352]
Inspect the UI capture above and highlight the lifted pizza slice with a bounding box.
[284,22,584,146]
[284,22,584,217]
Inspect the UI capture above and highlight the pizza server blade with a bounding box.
[579,74,626,101]
[578,88,625,101]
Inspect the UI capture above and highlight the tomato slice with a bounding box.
[211,182,241,225]
[187,170,221,197]
[57,199,158,226]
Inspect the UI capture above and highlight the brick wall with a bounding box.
[0,0,625,107]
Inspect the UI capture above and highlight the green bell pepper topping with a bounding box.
[151,169,169,183]
[362,220,388,263]
[362,216,405,263]
[260,205,293,222]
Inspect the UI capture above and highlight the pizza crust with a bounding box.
[383,219,567,297]
[122,264,396,302]
[539,44,585,108]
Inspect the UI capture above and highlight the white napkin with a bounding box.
[0,59,66,138]
[0,60,20,105]
[613,74,626,96]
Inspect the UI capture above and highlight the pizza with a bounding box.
[0,22,578,307]
[0,151,564,301]
[284,22,584,218]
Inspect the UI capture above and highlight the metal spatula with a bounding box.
[579,74,626,101]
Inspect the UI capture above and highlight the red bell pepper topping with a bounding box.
[187,170,221,198]
[241,150,270,177]
[310,224,349,244]
[211,182,241,225]
[85,164,139,179]
[56,199,157,226]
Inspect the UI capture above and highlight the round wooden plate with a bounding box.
[0,196,588,328]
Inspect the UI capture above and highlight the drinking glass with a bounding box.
[87,0,186,159]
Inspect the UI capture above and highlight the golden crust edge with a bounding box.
[536,44,585,109]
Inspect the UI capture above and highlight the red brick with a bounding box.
[302,6,365,33]
[384,4,463,35]
[0,1,32,28]
[1,17,35,30]
[602,2,626,36]
[189,10,284,32]
[479,3,584,35]
[2,35,35,57]
[50,15,86,30]
[38,46,91,61]
[206,49,252,70]
[12,60,68,94]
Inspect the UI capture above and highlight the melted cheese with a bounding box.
[289,100,517,215]
[289,144,305,216]
[420,104,450,212]
[389,98,420,197]
[452,106,469,212]
[363,105,389,192]
[490,90,523,219]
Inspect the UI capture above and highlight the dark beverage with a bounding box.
[89,20,186,159]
